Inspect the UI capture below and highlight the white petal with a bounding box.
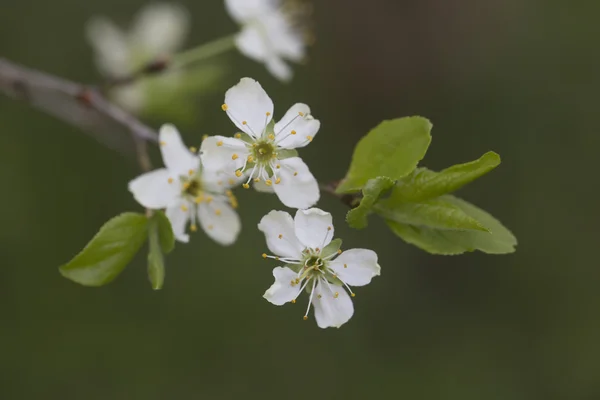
[263,11,306,62]
[312,280,354,328]
[258,210,304,259]
[159,124,200,176]
[131,3,190,55]
[294,208,333,250]
[253,179,275,193]
[197,201,241,246]
[201,166,245,193]
[329,249,381,287]
[200,135,248,173]
[224,78,274,137]
[225,0,277,23]
[128,168,179,209]
[263,267,302,306]
[273,157,320,209]
[274,103,320,149]
[235,25,268,62]
[266,56,293,82]
[85,17,130,77]
[166,200,190,243]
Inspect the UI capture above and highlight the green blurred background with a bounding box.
[1,0,598,399]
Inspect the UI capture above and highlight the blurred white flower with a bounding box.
[201,77,320,209]
[129,124,241,245]
[86,3,190,112]
[225,0,310,81]
[259,208,380,328]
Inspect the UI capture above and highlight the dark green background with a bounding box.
[1,0,598,399]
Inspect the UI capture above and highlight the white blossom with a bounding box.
[225,0,310,81]
[201,77,320,209]
[85,3,190,112]
[259,208,381,328]
[128,124,241,245]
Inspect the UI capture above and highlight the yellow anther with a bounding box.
[306,135,313,142]
[228,179,235,185]
[189,146,197,153]
[216,140,223,147]
[276,164,281,169]
[266,112,271,116]
[268,134,275,141]
[234,133,242,139]
[317,294,322,299]
[295,278,300,285]
[182,182,190,190]
[243,183,250,189]
[278,234,283,239]
[221,104,228,111]
[205,196,213,204]
[291,130,297,135]
[188,169,194,176]
[337,249,342,254]
[207,225,214,230]
[247,155,254,162]
[334,292,339,299]
[254,178,260,182]
[315,247,320,252]
[235,170,243,177]
[291,299,296,304]
[298,111,305,117]
[202,134,208,141]
[351,293,356,298]
[181,205,188,212]
[262,253,267,259]
[190,224,197,232]
[344,263,348,268]
[225,190,233,196]
[275,256,280,261]
[215,209,222,216]
[290,280,296,286]
[160,141,166,146]
[195,196,204,204]
[293,172,298,176]
[168,178,174,184]
[242,120,247,125]
[333,274,337,278]
[232,153,239,160]
[275,178,281,184]
[303,316,308,321]
[265,180,273,186]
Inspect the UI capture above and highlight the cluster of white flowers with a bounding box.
[128,77,380,328]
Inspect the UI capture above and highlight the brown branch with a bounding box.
[0,57,158,161]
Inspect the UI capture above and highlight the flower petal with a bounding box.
[266,56,292,82]
[329,249,381,287]
[159,124,200,176]
[274,103,320,149]
[263,267,302,306]
[200,135,248,175]
[201,165,245,193]
[258,210,304,259]
[131,3,190,56]
[166,200,190,243]
[85,17,130,77]
[235,25,268,62]
[263,11,305,62]
[294,208,334,250]
[197,200,241,246]
[273,157,319,209]
[225,0,276,23]
[224,78,274,138]
[128,168,179,209]
[253,179,275,193]
[312,279,354,328]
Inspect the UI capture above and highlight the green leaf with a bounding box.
[384,195,517,255]
[346,177,395,229]
[276,148,299,160]
[153,211,175,254]
[321,238,343,258]
[390,152,501,202]
[147,218,166,290]
[375,197,489,232]
[59,213,149,286]
[336,117,432,193]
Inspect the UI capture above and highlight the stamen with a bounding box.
[228,178,235,185]
[306,135,313,142]
[221,104,228,111]
[215,209,222,216]
[181,205,188,212]
[265,180,273,186]
[278,234,283,239]
[304,279,317,320]
[275,178,281,184]
[247,155,254,162]
[232,154,239,160]
[160,141,166,146]
[189,146,197,153]
[217,140,223,147]
[243,183,250,189]
[235,170,243,177]
[268,134,275,141]
[293,172,298,176]
[253,178,260,182]
[188,169,194,176]
[190,224,197,232]
[291,130,297,135]
[234,133,242,139]
[202,134,208,141]
[168,178,174,184]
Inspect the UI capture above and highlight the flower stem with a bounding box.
[172,34,237,69]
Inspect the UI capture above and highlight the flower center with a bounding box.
[253,140,276,164]
[183,178,203,198]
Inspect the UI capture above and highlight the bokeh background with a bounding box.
[1,0,598,399]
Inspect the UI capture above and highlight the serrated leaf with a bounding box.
[390,152,501,202]
[336,117,432,193]
[384,195,517,255]
[346,177,395,229]
[59,213,149,286]
[375,197,489,232]
[147,218,166,290]
[321,238,343,258]
[153,211,175,254]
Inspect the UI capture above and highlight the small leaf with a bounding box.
[147,218,166,290]
[390,152,501,202]
[375,197,489,232]
[384,195,517,255]
[346,177,395,229]
[59,213,149,286]
[336,117,432,193]
[153,211,175,254]
[321,238,343,258]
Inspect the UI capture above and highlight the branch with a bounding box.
[0,57,158,159]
